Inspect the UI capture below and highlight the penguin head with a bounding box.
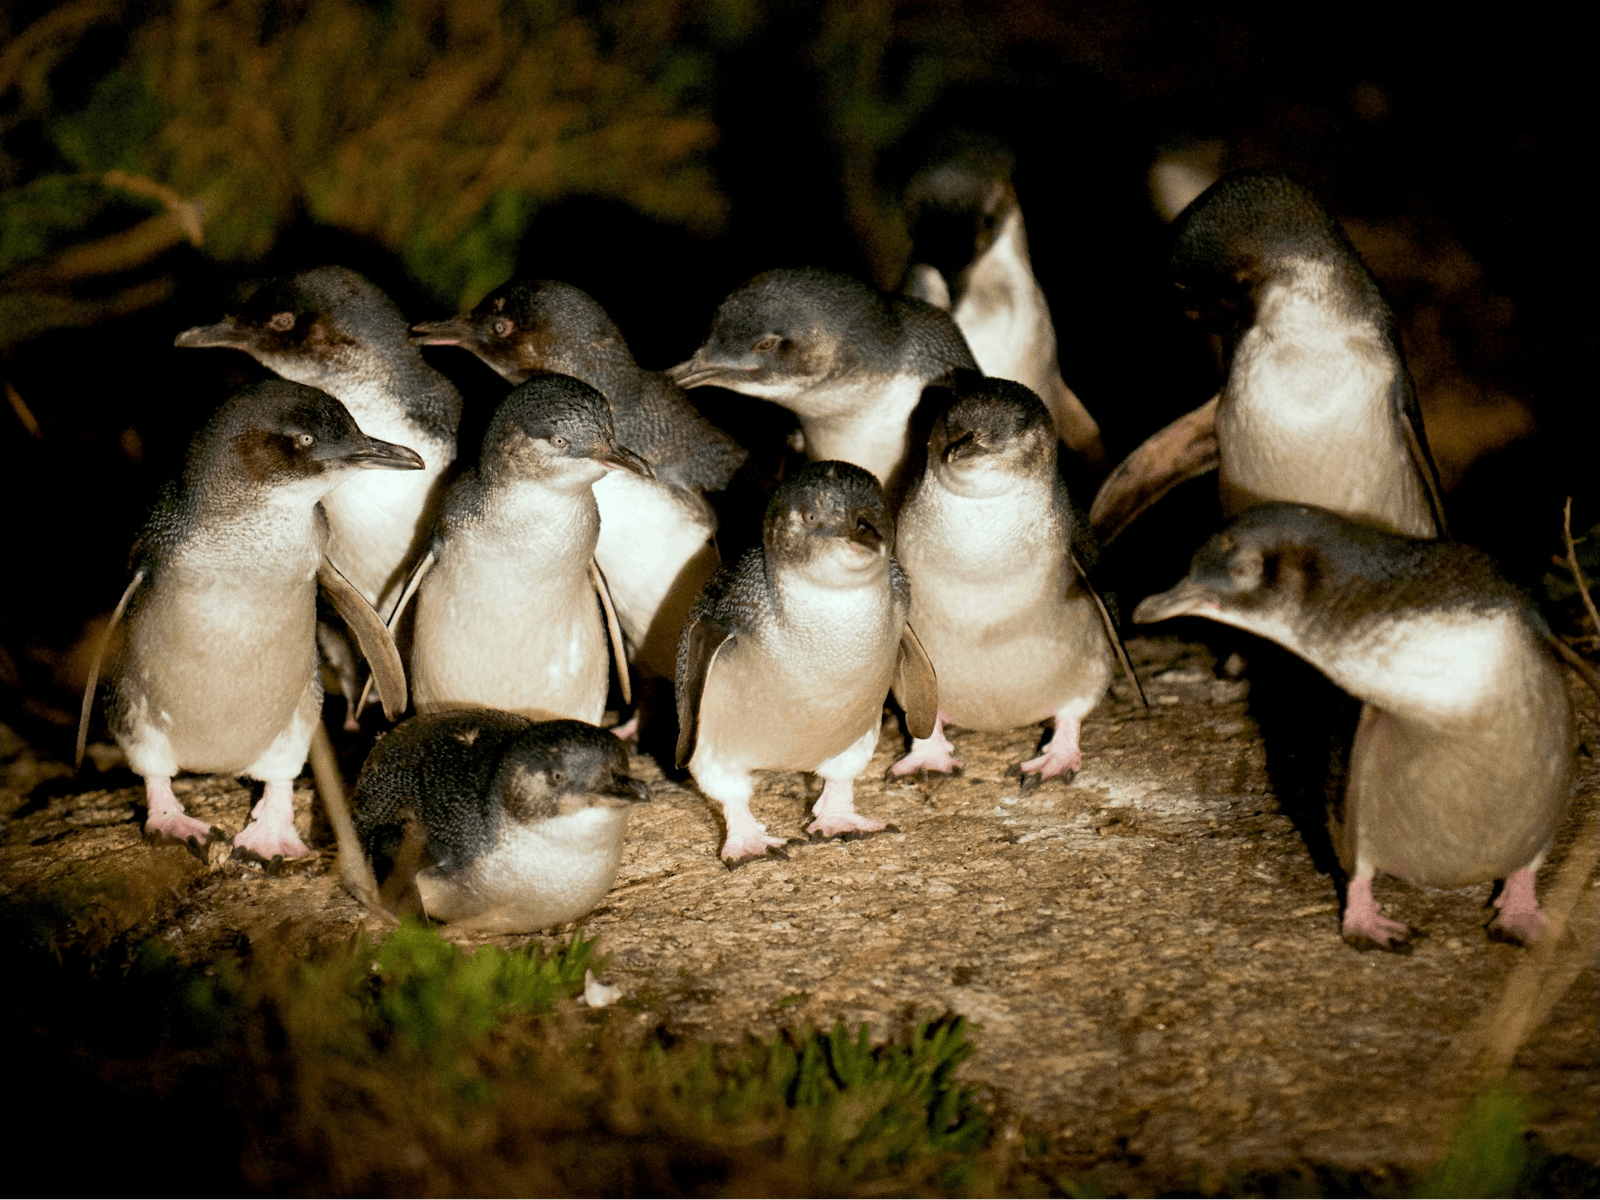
[493,719,652,825]
[409,280,629,384]
[764,460,893,583]
[928,376,1056,495]
[480,373,651,487]
[189,380,425,500]
[1170,172,1370,334]
[175,267,408,383]
[668,269,894,403]
[904,148,1017,294]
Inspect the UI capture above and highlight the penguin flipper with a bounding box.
[675,613,734,768]
[590,559,632,706]
[893,624,939,739]
[1050,375,1107,472]
[1072,548,1148,710]
[75,568,145,770]
[318,555,408,720]
[308,721,396,924]
[1088,393,1220,545]
[1396,376,1450,538]
[904,263,952,310]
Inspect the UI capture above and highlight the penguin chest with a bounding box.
[592,471,718,659]
[417,808,628,931]
[1337,627,1575,887]
[899,493,1109,729]
[411,543,607,723]
[1221,326,1433,536]
[698,593,903,773]
[321,439,450,607]
[117,565,319,775]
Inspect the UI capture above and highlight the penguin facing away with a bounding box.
[411,280,725,686]
[337,710,651,934]
[891,376,1141,784]
[83,381,420,858]
[1133,503,1575,949]
[175,266,462,611]
[404,374,644,725]
[668,268,976,505]
[902,150,1107,469]
[1090,171,1448,546]
[676,461,937,865]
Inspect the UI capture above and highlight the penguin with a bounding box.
[675,461,937,865]
[409,279,746,495]
[410,280,727,685]
[901,149,1106,469]
[175,266,462,612]
[1090,171,1449,545]
[334,709,651,934]
[668,268,976,505]
[79,381,421,858]
[1132,503,1576,949]
[890,377,1142,784]
[404,374,645,725]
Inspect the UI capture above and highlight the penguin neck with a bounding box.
[176,478,327,572]
[476,473,600,560]
[263,343,461,448]
[1250,258,1382,344]
[796,373,924,497]
[769,553,894,642]
[951,206,1030,313]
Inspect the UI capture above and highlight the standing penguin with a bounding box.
[175,266,462,611]
[82,381,420,857]
[1090,172,1448,544]
[668,269,976,505]
[335,709,651,934]
[891,378,1140,783]
[405,374,645,724]
[901,149,1106,470]
[410,280,730,683]
[676,461,937,865]
[1133,504,1576,949]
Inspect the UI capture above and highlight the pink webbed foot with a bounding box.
[1488,866,1548,945]
[888,714,963,778]
[1342,875,1419,954]
[1018,713,1083,790]
[806,778,891,841]
[143,777,220,847]
[233,781,312,862]
[610,713,640,741]
[720,827,792,866]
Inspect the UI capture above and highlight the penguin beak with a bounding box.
[845,515,885,551]
[174,319,246,350]
[594,774,653,807]
[408,317,474,347]
[942,430,981,463]
[667,353,746,389]
[319,434,427,472]
[1131,579,1221,625]
[592,443,654,478]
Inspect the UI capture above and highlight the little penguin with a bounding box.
[668,268,977,505]
[83,381,422,857]
[901,150,1106,469]
[1090,171,1449,545]
[175,266,462,611]
[1132,503,1576,949]
[675,461,937,865]
[405,374,646,724]
[891,377,1141,784]
[337,709,651,934]
[410,279,728,681]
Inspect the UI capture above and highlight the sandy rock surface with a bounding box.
[4,636,1595,1187]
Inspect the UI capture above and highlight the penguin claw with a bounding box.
[1487,911,1546,946]
[719,831,793,867]
[146,810,223,848]
[1018,771,1043,794]
[1342,927,1423,955]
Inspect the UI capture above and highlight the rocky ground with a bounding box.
[4,634,1596,1193]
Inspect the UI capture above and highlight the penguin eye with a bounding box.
[550,435,569,450]
[753,334,781,353]
[548,769,567,786]
[492,317,513,336]
[268,312,295,332]
[294,432,315,448]
[802,510,819,525]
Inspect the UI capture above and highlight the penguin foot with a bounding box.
[610,713,641,741]
[1341,878,1419,953]
[233,780,312,860]
[720,831,792,867]
[806,811,891,840]
[1019,715,1084,785]
[888,727,963,777]
[1487,867,1547,945]
[145,809,222,846]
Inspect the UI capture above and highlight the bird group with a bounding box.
[79,166,1582,952]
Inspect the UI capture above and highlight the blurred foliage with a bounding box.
[2,0,727,321]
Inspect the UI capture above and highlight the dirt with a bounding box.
[3,634,1596,1191]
